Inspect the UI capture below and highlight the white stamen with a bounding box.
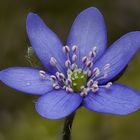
[77,68,82,73]
[93,83,98,88]
[87,70,92,77]
[80,86,85,90]
[72,45,78,53]
[83,70,88,75]
[66,87,73,93]
[80,88,89,96]
[59,73,65,80]
[87,79,94,87]
[86,61,93,68]
[65,60,71,68]
[105,82,112,89]
[92,83,99,92]
[71,63,77,70]
[93,81,98,85]
[72,54,77,62]
[93,67,100,77]
[104,64,110,70]
[53,83,60,89]
[92,47,97,52]
[56,72,65,81]
[50,75,57,81]
[65,79,72,85]
[80,92,88,97]
[89,51,96,58]
[63,45,70,53]
[56,72,61,80]
[50,57,57,66]
[82,56,88,64]
[67,69,72,75]
[39,70,46,78]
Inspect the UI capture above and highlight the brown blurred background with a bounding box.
[0,0,140,140]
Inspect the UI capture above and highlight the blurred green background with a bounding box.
[0,0,140,140]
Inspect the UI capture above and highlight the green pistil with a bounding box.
[71,70,87,92]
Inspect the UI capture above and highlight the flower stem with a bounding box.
[62,112,76,140]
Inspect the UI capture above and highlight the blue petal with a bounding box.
[83,84,140,115]
[36,90,82,119]
[26,13,66,74]
[0,67,52,95]
[93,32,140,84]
[67,7,107,66]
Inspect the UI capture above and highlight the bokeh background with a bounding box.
[0,0,140,140]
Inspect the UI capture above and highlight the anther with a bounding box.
[67,69,72,75]
[77,68,82,73]
[39,70,46,78]
[71,64,77,70]
[72,45,78,53]
[80,86,85,90]
[65,60,71,68]
[63,45,70,53]
[59,73,65,80]
[87,70,92,77]
[50,75,57,81]
[92,47,97,52]
[82,56,88,64]
[105,82,112,89]
[53,83,60,89]
[80,92,88,97]
[89,51,96,58]
[92,83,99,92]
[66,87,73,93]
[86,61,93,68]
[93,67,100,77]
[72,54,77,62]
[56,72,60,80]
[83,70,88,75]
[80,88,89,97]
[104,64,110,70]
[65,79,72,86]
[87,79,94,87]
[56,72,65,81]
[93,81,98,85]
[50,57,57,66]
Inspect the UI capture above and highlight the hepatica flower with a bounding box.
[1,7,140,120]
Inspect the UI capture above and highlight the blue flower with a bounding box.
[1,7,140,120]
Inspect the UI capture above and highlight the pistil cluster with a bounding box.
[39,45,112,97]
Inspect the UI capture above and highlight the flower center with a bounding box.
[70,69,87,92]
[39,45,112,97]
